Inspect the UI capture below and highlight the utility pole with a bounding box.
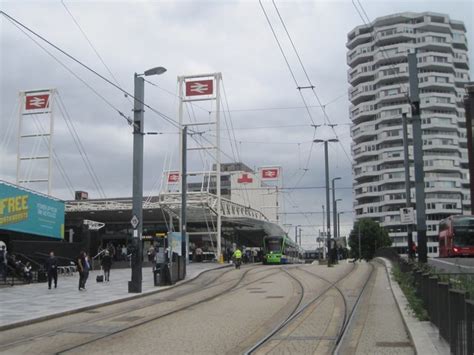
[402,112,415,259]
[129,66,166,293]
[129,73,145,293]
[332,177,341,243]
[294,225,299,245]
[324,141,331,265]
[322,205,326,259]
[180,125,187,277]
[337,212,343,240]
[408,52,427,263]
[358,221,361,261]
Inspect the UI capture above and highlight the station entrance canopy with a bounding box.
[66,191,285,248]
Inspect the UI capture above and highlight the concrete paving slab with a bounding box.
[0,262,229,330]
[378,258,450,355]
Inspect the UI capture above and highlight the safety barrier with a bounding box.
[400,257,473,355]
[374,248,473,355]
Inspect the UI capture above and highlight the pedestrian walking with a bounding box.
[147,245,156,262]
[77,251,90,290]
[45,251,58,289]
[232,247,242,269]
[0,245,7,282]
[195,246,203,262]
[24,262,32,283]
[101,250,112,282]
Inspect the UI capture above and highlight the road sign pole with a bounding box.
[324,141,331,267]
[181,125,187,277]
[408,52,427,263]
[129,73,144,293]
[402,112,415,259]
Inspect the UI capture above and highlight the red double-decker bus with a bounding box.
[439,215,474,257]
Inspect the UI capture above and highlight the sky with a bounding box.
[1,0,473,249]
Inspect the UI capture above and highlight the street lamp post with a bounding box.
[332,177,341,241]
[337,211,344,240]
[335,198,342,238]
[322,205,325,259]
[314,138,338,267]
[129,66,166,294]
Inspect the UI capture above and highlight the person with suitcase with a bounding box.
[101,250,112,282]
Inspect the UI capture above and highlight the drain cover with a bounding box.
[266,296,284,299]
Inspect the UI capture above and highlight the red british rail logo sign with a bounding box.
[261,168,279,180]
[25,94,50,110]
[185,80,213,96]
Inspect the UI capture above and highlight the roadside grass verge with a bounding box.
[392,264,429,321]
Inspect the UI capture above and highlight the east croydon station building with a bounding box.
[347,12,471,254]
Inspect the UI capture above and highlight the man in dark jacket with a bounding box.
[101,250,112,282]
[77,251,90,290]
[45,251,58,289]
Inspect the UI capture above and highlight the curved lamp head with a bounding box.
[144,67,167,76]
[313,138,339,143]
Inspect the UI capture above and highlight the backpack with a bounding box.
[0,250,5,263]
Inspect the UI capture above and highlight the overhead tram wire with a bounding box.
[221,79,252,206]
[61,0,132,106]
[271,0,352,164]
[258,0,318,128]
[30,113,75,197]
[56,93,107,198]
[0,100,20,155]
[259,0,337,189]
[1,10,231,165]
[6,18,133,128]
[0,11,181,131]
[350,0,412,97]
[144,78,210,115]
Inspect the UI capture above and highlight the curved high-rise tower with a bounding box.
[347,12,470,253]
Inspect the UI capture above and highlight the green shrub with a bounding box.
[392,265,429,321]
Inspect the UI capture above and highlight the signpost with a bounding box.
[130,215,140,230]
[400,207,415,225]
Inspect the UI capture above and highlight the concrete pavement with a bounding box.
[0,258,451,354]
[379,257,450,355]
[0,262,229,330]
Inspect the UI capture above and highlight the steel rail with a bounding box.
[54,265,284,354]
[245,262,358,354]
[0,265,239,350]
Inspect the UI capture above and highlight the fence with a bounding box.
[374,248,473,355]
[401,258,473,355]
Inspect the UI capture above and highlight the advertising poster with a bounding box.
[0,181,65,239]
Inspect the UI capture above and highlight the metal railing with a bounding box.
[402,258,473,355]
[375,248,472,355]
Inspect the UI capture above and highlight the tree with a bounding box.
[348,218,391,261]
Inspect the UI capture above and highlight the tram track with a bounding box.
[246,261,375,355]
[54,265,288,354]
[0,264,287,354]
[0,264,284,351]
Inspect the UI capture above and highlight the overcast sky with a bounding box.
[1,0,472,248]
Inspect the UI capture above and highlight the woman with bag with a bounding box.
[101,250,112,282]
